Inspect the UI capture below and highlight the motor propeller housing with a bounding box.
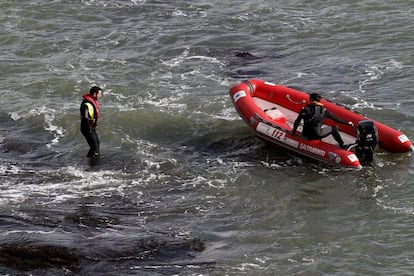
[355,120,379,163]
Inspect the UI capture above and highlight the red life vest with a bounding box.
[82,94,100,119]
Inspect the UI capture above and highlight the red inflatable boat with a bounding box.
[229,79,413,169]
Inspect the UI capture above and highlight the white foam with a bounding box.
[81,0,146,7]
[160,48,224,68]
[215,107,241,121]
[172,9,188,17]
[349,95,382,110]
[161,49,190,67]
[0,164,20,174]
[0,229,57,237]
[0,165,134,206]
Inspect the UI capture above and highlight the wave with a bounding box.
[10,106,65,148]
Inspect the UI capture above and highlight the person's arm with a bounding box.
[83,103,96,128]
[325,110,353,126]
[292,109,304,135]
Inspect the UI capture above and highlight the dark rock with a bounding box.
[0,244,79,272]
[235,51,257,59]
[0,236,205,272]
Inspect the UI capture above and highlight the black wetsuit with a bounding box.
[292,103,348,147]
[80,98,100,158]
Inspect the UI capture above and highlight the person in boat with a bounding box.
[291,93,354,148]
[80,86,102,158]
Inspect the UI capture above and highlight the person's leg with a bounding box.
[89,128,100,157]
[81,128,92,157]
[85,134,96,157]
[81,125,99,157]
[331,126,345,146]
[318,126,345,147]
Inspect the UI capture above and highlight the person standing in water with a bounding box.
[80,86,102,158]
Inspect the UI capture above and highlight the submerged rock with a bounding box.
[235,51,257,59]
[0,244,79,272]
[135,237,205,259]
[0,236,205,272]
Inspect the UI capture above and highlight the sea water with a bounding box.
[0,1,413,275]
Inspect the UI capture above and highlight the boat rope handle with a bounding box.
[286,94,306,105]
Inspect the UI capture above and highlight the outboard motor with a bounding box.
[355,120,378,163]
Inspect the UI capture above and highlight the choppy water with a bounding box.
[0,0,413,275]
